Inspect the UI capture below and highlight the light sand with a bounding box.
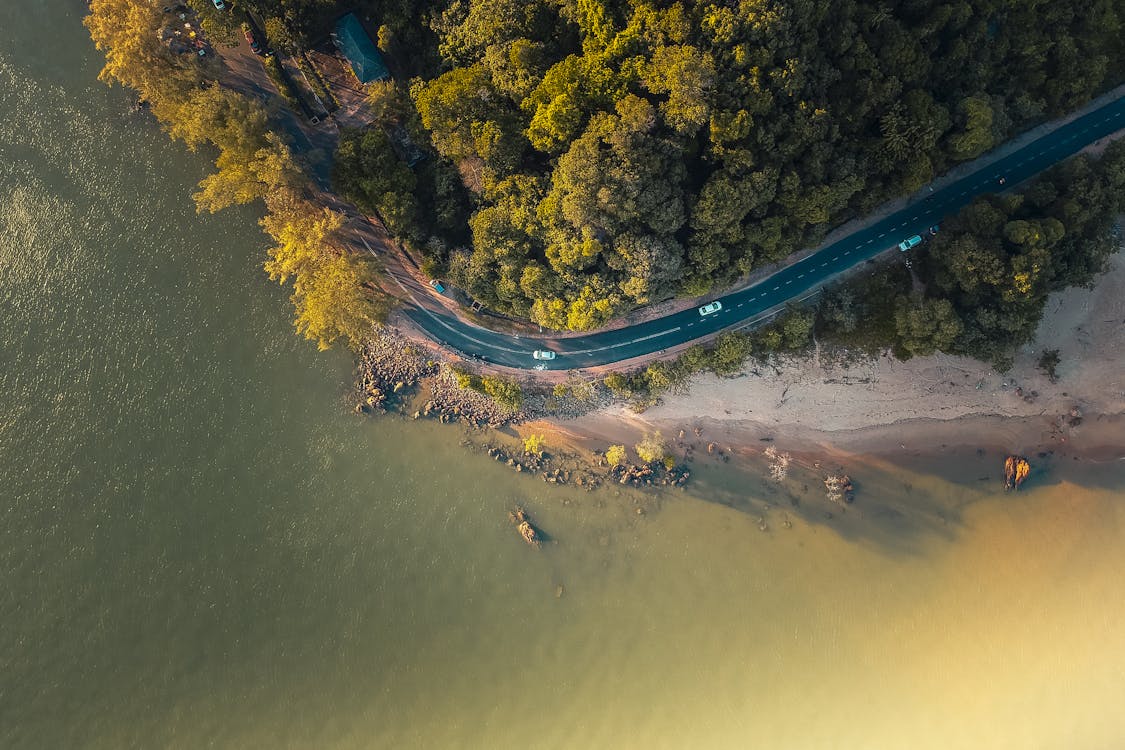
[547,247,1125,463]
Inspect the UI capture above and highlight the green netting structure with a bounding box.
[333,14,389,83]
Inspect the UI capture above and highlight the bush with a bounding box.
[523,434,545,456]
[262,55,304,113]
[634,433,667,465]
[481,375,523,411]
[605,444,627,467]
[452,367,480,390]
[1038,349,1061,382]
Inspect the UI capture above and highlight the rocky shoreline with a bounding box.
[353,327,697,494]
[355,326,613,428]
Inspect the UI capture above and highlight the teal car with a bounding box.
[897,235,922,252]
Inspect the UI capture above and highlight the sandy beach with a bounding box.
[533,246,1125,475]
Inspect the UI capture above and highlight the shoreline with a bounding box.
[359,241,1125,494]
[518,245,1125,487]
[521,409,1124,502]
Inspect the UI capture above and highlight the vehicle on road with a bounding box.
[532,350,556,361]
[928,224,940,236]
[429,279,446,294]
[897,235,922,252]
[242,25,263,54]
[212,0,226,9]
[698,301,723,316]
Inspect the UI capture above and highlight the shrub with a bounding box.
[605,444,627,467]
[634,433,667,464]
[523,433,545,456]
[481,375,523,411]
[262,55,304,113]
[452,367,479,390]
[1038,349,1061,382]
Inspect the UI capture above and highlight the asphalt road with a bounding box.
[403,94,1125,371]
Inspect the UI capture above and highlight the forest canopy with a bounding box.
[357,0,1123,330]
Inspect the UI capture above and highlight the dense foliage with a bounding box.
[389,0,1122,329]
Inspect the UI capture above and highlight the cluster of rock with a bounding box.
[356,328,437,413]
[520,385,616,421]
[604,461,691,488]
[356,327,622,427]
[483,445,605,489]
[425,368,523,428]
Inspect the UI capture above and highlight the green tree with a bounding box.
[947,96,995,161]
[481,375,523,410]
[893,296,963,358]
[643,45,716,134]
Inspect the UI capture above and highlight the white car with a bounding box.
[698,301,723,316]
[532,350,556,361]
[212,0,227,9]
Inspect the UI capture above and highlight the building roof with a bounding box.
[333,13,389,83]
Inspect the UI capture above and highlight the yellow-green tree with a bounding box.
[196,131,300,213]
[261,192,347,282]
[481,375,523,410]
[291,252,386,351]
[605,444,627,467]
[634,433,667,464]
[523,434,545,456]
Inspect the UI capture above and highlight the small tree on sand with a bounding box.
[605,444,627,467]
[523,434,545,456]
[634,433,667,465]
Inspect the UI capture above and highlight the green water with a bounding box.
[4,5,1125,749]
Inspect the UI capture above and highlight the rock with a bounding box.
[1004,456,1031,490]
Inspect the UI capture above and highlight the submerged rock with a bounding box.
[510,506,542,548]
[1004,456,1031,491]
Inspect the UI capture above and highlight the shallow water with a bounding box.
[3,5,1125,749]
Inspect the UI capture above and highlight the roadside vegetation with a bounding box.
[261,54,304,113]
[86,0,391,350]
[396,0,1119,330]
[600,142,1125,409]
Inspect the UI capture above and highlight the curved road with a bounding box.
[395,94,1125,371]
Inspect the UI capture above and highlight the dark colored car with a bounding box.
[243,26,263,54]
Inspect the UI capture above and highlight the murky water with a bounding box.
[3,4,1125,749]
